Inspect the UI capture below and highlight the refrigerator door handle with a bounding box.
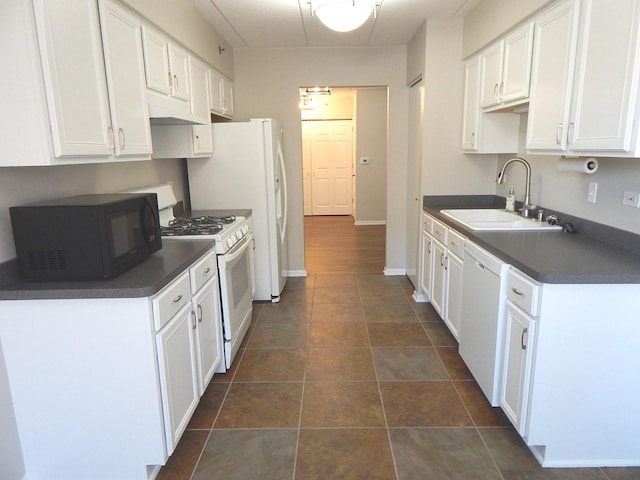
[277,140,288,243]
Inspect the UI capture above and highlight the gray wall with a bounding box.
[232,46,409,275]
[355,88,388,224]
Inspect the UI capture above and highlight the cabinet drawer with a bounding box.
[507,268,540,317]
[190,250,217,293]
[432,219,448,244]
[447,229,466,259]
[422,213,433,234]
[152,272,191,330]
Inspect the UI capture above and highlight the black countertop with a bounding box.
[424,195,640,284]
[0,239,215,300]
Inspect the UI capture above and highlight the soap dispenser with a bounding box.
[505,187,515,211]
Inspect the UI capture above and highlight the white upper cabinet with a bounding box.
[480,22,534,110]
[209,68,234,118]
[99,0,152,157]
[527,0,640,156]
[526,0,578,151]
[567,0,640,153]
[1,0,151,166]
[32,0,113,157]
[462,55,520,154]
[142,26,189,103]
[526,0,579,151]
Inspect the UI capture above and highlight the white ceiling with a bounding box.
[189,0,481,48]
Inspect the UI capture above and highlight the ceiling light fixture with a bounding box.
[309,0,378,33]
[306,86,332,95]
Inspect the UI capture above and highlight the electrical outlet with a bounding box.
[622,191,640,207]
[587,182,598,204]
[359,156,371,165]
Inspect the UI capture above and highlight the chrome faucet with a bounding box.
[496,157,536,218]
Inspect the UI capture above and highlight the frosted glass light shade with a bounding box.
[313,0,376,32]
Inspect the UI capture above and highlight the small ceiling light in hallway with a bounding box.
[309,0,378,32]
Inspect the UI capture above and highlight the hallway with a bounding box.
[157,217,637,479]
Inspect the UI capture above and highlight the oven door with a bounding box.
[217,233,253,369]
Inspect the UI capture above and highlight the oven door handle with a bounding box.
[223,234,251,261]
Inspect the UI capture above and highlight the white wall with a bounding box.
[355,88,388,223]
[422,19,498,196]
[232,46,409,274]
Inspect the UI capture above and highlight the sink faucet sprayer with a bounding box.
[496,157,536,218]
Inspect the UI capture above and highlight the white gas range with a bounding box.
[132,184,254,372]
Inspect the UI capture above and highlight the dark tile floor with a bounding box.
[157,273,640,480]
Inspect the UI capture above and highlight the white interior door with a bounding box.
[308,120,353,215]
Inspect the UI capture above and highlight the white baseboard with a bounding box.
[354,220,386,226]
[383,267,406,276]
[412,291,428,303]
[285,270,307,277]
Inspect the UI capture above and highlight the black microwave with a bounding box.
[10,193,162,280]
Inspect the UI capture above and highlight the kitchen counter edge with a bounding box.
[0,239,215,300]
[423,195,640,284]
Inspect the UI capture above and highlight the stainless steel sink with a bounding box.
[440,209,563,231]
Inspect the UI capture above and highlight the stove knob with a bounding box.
[236,230,243,240]
[227,238,235,249]
[242,225,249,235]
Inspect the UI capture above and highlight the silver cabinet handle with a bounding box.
[203,267,211,275]
[450,241,458,248]
[173,74,178,94]
[521,327,528,350]
[556,123,563,144]
[107,126,115,150]
[440,253,444,267]
[167,72,172,89]
[118,128,125,150]
[444,256,449,271]
[511,287,524,297]
[494,83,499,100]
[427,240,432,254]
[191,310,197,330]
[172,294,183,304]
[197,304,203,323]
[568,122,575,144]
[475,261,485,270]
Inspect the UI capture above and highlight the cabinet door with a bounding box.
[501,302,536,436]
[169,44,190,102]
[461,56,481,150]
[444,252,463,340]
[431,240,446,318]
[189,56,211,123]
[222,78,235,117]
[99,0,152,157]
[33,0,112,157]
[193,280,223,393]
[155,306,199,454]
[420,232,433,300]
[141,26,171,95]
[526,0,579,151]
[208,69,225,114]
[569,0,640,152]
[480,42,503,108]
[501,23,534,104]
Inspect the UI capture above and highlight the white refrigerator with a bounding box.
[187,118,288,302]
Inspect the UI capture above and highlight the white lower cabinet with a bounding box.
[153,250,222,453]
[155,299,199,453]
[501,300,536,435]
[443,250,463,340]
[420,213,465,340]
[0,247,223,479]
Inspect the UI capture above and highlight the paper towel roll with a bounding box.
[557,157,598,174]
